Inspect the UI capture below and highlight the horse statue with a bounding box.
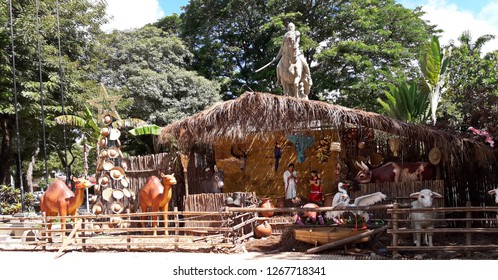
[276,24,312,99]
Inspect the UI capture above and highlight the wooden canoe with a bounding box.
[294,226,370,245]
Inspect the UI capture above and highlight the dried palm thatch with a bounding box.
[159,92,495,166]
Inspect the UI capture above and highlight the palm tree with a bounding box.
[457,31,495,56]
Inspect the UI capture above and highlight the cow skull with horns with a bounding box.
[230,146,249,171]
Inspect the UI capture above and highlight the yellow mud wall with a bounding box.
[214,130,342,201]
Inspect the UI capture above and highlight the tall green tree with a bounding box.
[96,25,221,126]
[0,0,107,186]
[438,31,498,141]
[178,0,437,109]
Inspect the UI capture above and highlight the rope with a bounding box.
[55,0,70,184]
[35,0,49,185]
[9,0,25,212]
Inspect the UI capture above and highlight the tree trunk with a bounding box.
[26,147,40,192]
[0,116,13,185]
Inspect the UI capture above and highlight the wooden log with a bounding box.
[306,224,390,254]
[54,219,82,259]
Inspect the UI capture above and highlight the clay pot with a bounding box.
[254,221,272,238]
[275,197,285,208]
[260,198,274,217]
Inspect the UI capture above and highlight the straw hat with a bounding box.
[96,160,104,172]
[109,128,121,140]
[98,137,107,148]
[369,153,384,167]
[98,174,110,187]
[103,114,112,125]
[100,149,109,159]
[92,201,104,215]
[103,160,115,171]
[110,166,125,180]
[111,201,124,214]
[102,187,114,202]
[388,138,401,157]
[113,189,124,200]
[121,177,130,188]
[429,146,441,165]
[101,127,110,137]
[121,161,128,170]
[108,147,120,159]
[122,188,131,198]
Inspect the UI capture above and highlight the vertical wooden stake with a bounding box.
[392,202,399,257]
[41,212,47,251]
[174,206,179,235]
[465,201,472,258]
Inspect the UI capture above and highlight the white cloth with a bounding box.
[284,170,297,199]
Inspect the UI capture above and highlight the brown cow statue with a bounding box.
[40,177,93,242]
[354,161,435,184]
[139,173,177,236]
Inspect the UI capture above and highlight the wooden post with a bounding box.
[180,154,189,198]
[174,206,179,235]
[41,212,47,251]
[54,219,82,259]
[82,217,86,252]
[465,201,472,258]
[392,202,399,257]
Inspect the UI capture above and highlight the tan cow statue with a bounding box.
[40,177,93,242]
[139,173,177,236]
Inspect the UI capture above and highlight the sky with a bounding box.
[102,0,498,53]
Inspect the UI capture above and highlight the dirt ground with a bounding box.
[243,226,498,260]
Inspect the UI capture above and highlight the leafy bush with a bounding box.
[0,185,36,215]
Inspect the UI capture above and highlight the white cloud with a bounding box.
[419,0,498,54]
[102,0,165,32]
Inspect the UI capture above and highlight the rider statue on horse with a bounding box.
[274,23,312,99]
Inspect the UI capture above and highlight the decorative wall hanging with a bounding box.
[287,135,315,163]
[274,142,282,171]
[316,136,331,163]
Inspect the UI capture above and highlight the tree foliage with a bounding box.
[420,35,452,125]
[96,25,221,126]
[178,0,437,109]
[377,81,428,124]
[438,31,498,143]
[0,0,108,186]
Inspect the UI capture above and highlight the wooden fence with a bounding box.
[347,180,445,220]
[388,203,498,255]
[0,208,259,253]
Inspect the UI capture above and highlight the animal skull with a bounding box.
[230,146,248,171]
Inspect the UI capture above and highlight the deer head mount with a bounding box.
[230,146,249,171]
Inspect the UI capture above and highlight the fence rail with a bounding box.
[0,209,257,253]
[388,202,498,255]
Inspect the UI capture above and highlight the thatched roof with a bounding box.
[159,92,495,166]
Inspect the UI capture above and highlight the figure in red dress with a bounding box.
[308,170,323,203]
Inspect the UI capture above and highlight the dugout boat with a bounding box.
[293,226,370,245]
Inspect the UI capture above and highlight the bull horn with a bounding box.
[354,161,365,171]
[361,161,369,171]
